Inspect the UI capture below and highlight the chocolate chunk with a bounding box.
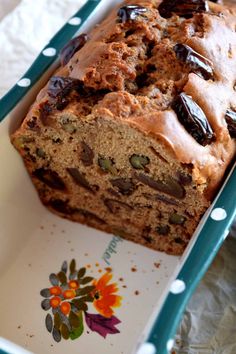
[48,76,81,99]
[174,43,213,80]
[225,109,236,138]
[49,199,75,214]
[117,5,147,23]
[110,178,136,195]
[104,199,133,214]
[129,154,150,170]
[172,93,214,146]
[142,226,153,243]
[156,224,170,235]
[136,174,185,199]
[169,213,186,225]
[80,142,94,166]
[158,0,209,19]
[78,209,105,224]
[39,101,53,125]
[33,168,66,190]
[174,237,185,244]
[177,171,192,186]
[27,116,40,131]
[67,168,93,191]
[60,34,88,66]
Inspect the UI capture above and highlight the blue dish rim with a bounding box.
[0,1,235,354]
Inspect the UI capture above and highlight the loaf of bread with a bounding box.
[11,0,236,254]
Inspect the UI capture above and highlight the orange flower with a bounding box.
[60,302,71,315]
[92,272,122,318]
[69,280,79,290]
[50,296,61,308]
[63,289,76,299]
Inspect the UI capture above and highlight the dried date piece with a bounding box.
[172,93,214,146]
[174,43,213,80]
[225,109,236,138]
[136,174,185,199]
[80,142,94,166]
[110,178,136,195]
[48,76,80,99]
[67,168,93,191]
[104,199,133,214]
[33,168,66,190]
[117,5,147,23]
[60,34,88,66]
[156,224,170,235]
[158,0,209,19]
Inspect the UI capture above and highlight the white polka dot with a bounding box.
[17,78,31,87]
[170,279,186,294]
[211,208,227,221]
[136,343,156,354]
[167,339,175,351]
[68,17,82,26]
[42,48,57,57]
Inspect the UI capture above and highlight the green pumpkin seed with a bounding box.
[98,157,117,174]
[45,314,53,333]
[129,154,150,169]
[69,271,77,280]
[14,136,35,149]
[169,213,186,225]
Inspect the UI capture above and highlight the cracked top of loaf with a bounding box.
[24,0,236,198]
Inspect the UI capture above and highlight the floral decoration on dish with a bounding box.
[40,259,122,342]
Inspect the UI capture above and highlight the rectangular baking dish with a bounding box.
[0,1,235,354]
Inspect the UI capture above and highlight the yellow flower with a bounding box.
[92,272,122,318]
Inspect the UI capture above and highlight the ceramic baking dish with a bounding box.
[0,1,235,354]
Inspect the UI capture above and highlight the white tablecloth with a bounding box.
[0,2,236,353]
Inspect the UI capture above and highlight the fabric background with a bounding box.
[0,1,236,353]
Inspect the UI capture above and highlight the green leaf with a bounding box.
[72,299,88,312]
[57,271,67,284]
[70,259,76,274]
[77,267,86,279]
[40,288,50,298]
[80,276,94,285]
[69,311,81,329]
[61,323,70,340]
[61,261,68,274]
[45,313,53,333]
[54,312,61,330]
[69,312,84,340]
[49,273,59,286]
[75,285,95,296]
